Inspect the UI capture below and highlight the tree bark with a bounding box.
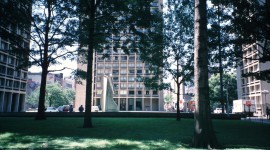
[35,0,52,120]
[35,67,48,120]
[192,0,218,148]
[176,59,181,121]
[83,0,96,128]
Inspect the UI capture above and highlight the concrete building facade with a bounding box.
[237,43,270,116]
[75,0,164,112]
[0,1,31,112]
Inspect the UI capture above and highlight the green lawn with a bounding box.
[0,117,269,149]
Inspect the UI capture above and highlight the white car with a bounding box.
[45,107,58,112]
[92,106,100,112]
[213,108,222,114]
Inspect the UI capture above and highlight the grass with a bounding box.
[0,117,269,149]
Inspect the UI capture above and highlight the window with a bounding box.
[128,76,135,82]
[128,98,134,111]
[120,76,127,81]
[120,69,127,74]
[120,83,126,88]
[96,76,101,81]
[120,63,127,67]
[113,77,119,81]
[0,78,5,86]
[0,65,6,74]
[96,90,102,95]
[129,56,135,61]
[120,98,126,111]
[96,82,101,88]
[129,70,135,74]
[146,90,150,95]
[7,68,14,76]
[114,84,119,88]
[114,56,118,61]
[137,90,142,95]
[121,56,127,61]
[137,70,142,74]
[129,90,135,95]
[113,70,119,75]
[128,83,134,88]
[153,91,158,95]
[128,63,135,67]
[120,90,127,95]
[113,63,119,67]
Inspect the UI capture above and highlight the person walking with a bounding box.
[79,105,84,113]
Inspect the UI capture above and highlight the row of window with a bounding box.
[97,62,144,68]
[0,65,27,79]
[95,89,158,95]
[97,69,152,75]
[0,77,26,90]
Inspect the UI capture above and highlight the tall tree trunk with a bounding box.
[176,59,181,121]
[35,1,51,120]
[83,0,95,128]
[192,0,218,148]
[35,67,48,120]
[217,2,225,114]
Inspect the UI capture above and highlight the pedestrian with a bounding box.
[69,105,73,112]
[79,105,84,113]
[266,106,270,119]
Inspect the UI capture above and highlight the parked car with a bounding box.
[213,108,222,114]
[92,106,100,112]
[45,107,58,112]
[57,105,69,112]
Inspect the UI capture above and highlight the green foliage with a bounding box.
[26,83,75,108]
[208,1,237,73]
[229,1,270,81]
[164,94,173,103]
[209,73,237,106]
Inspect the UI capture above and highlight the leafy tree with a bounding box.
[136,0,194,121]
[208,0,236,113]
[1,0,79,120]
[164,94,173,104]
[163,0,194,121]
[230,1,270,81]
[78,0,157,128]
[209,73,237,112]
[192,0,218,148]
[26,83,75,108]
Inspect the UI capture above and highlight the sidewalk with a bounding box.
[242,116,270,124]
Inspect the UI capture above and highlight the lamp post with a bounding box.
[261,90,269,116]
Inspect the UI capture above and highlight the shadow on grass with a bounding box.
[0,117,192,149]
[0,117,270,149]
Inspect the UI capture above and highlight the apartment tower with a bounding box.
[75,0,164,112]
[237,43,270,116]
[0,1,31,112]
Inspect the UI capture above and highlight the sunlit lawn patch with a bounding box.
[0,117,269,149]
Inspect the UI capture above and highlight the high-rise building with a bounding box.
[0,1,31,112]
[75,0,164,112]
[237,43,270,116]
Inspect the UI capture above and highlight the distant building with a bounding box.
[63,76,75,90]
[0,1,31,112]
[27,72,64,95]
[74,0,164,112]
[237,43,270,116]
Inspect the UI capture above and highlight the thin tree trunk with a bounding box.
[83,0,95,128]
[176,59,181,121]
[192,0,218,148]
[217,2,225,114]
